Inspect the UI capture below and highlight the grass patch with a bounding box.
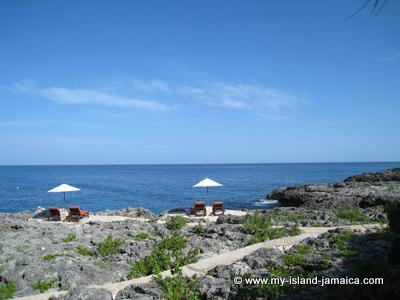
[98,234,124,256]
[76,245,94,256]
[166,216,187,230]
[294,245,313,255]
[129,232,199,278]
[243,211,301,244]
[267,209,309,223]
[62,233,76,243]
[192,224,206,235]
[134,232,150,241]
[95,259,111,270]
[153,274,201,300]
[32,278,57,293]
[0,280,16,299]
[282,252,307,266]
[328,230,356,258]
[336,208,370,223]
[43,253,72,261]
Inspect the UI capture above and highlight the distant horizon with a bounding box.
[1,160,399,167]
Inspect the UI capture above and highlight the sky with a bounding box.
[0,0,399,165]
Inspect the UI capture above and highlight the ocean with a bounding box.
[0,162,399,214]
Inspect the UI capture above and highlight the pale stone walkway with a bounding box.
[15,224,380,300]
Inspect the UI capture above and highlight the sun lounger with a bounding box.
[68,206,89,222]
[48,207,61,221]
[191,201,206,216]
[212,201,225,215]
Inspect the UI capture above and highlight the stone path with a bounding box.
[14,224,380,300]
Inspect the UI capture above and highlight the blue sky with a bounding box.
[0,0,399,164]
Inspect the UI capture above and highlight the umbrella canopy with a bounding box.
[193,178,222,200]
[48,184,80,202]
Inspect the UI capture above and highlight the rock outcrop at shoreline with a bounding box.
[267,168,400,209]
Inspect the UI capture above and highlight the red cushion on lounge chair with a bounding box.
[195,201,205,205]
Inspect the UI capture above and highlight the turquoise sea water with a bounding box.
[0,162,399,214]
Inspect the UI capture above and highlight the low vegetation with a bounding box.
[294,244,313,255]
[336,208,370,223]
[266,209,308,223]
[129,232,199,278]
[98,234,124,256]
[243,211,301,244]
[0,280,16,300]
[328,230,356,257]
[76,245,94,256]
[31,278,58,293]
[192,224,206,235]
[62,233,76,243]
[282,252,307,266]
[134,232,150,241]
[153,274,201,300]
[166,216,187,230]
[43,253,72,261]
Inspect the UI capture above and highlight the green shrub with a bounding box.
[282,253,307,266]
[134,232,150,241]
[166,216,187,230]
[153,274,201,300]
[32,278,57,293]
[98,234,124,256]
[385,200,400,233]
[294,245,313,255]
[43,253,72,261]
[76,245,94,256]
[192,224,206,235]
[328,230,356,258]
[0,280,16,299]
[266,209,308,223]
[15,244,28,253]
[129,232,199,279]
[244,212,301,244]
[336,208,370,223]
[62,233,76,243]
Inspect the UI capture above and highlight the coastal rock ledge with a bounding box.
[267,168,400,210]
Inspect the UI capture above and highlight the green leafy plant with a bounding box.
[244,212,301,244]
[282,252,307,266]
[166,216,187,230]
[0,280,16,300]
[192,224,206,235]
[328,230,356,257]
[98,234,124,256]
[336,208,370,223]
[134,232,150,241]
[43,253,72,261]
[294,245,313,255]
[76,245,94,256]
[153,274,201,300]
[32,278,57,293]
[129,232,199,278]
[62,233,76,243]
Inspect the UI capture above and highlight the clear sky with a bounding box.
[0,0,399,165]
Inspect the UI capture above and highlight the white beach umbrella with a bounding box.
[48,184,80,202]
[193,178,223,200]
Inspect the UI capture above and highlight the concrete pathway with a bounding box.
[14,223,381,300]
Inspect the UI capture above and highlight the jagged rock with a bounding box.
[115,283,163,299]
[198,276,231,299]
[268,168,400,209]
[63,287,112,300]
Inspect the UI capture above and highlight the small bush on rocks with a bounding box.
[192,224,206,235]
[43,253,72,261]
[328,231,356,258]
[0,280,16,299]
[134,232,150,241]
[153,274,201,300]
[98,234,124,256]
[166,216,187,230]
[294,245,313,255]
[62,233,76,243]
[76,245,94,256]
[336,208,370,223]
[32,278,58,293]
[129,232,199,278]
[282,253,307,266]
[385,200,400,233]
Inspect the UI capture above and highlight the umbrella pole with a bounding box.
[64,192,66,202]
[207,187,209,201]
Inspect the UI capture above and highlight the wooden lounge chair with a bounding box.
[68,206,89,222]
[212,201,225,215]
[48,207,61,221]
[191,201,206,216]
